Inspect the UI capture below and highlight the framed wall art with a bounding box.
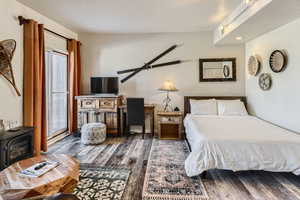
[199,58,236,82]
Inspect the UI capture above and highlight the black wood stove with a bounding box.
[0,127,34,170]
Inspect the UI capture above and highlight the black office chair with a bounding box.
[126,98,145,139]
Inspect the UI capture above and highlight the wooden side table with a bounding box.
[157,111,183,140]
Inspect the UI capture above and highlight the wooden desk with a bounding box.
[0,154,79,200]
[119,104,155,136]
[76,95,122,136]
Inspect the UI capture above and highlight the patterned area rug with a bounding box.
[142,140,208,200]
[74,164,130,200]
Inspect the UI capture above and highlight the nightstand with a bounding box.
[157,111,183,140]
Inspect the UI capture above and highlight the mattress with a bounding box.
[184,114,300,177]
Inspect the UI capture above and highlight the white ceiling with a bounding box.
[215,0,300,45]
[17,0,242,33]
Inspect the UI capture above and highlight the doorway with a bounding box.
[45,51,68,139]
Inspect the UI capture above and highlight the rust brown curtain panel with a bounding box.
[68,40,81,133]
[23,20,47,155]
[22,19,81,154]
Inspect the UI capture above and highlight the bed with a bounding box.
[183,96,300,177]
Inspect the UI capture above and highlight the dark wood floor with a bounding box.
[48,134,300,200]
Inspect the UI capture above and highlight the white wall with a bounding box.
[79,32,245,110]
[0,0,77,123]
[246,18,300,133]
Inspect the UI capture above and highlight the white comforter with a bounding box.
[184,114,300,177]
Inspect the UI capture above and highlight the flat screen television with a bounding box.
[91,77,119,94]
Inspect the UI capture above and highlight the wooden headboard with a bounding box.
[184,96,247,117]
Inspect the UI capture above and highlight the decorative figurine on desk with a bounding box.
[158,80,178,112]
[174,107,180,112]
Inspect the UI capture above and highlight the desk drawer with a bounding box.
[99,98,117,111]
[79,99,98,109]
[159,116,181,123]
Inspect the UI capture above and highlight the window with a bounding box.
[45,51,68,139]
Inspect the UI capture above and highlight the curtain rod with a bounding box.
[18,16,81,44]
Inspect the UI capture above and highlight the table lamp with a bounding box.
[158,80,178,111]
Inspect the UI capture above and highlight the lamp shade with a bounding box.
[158,80,178,92]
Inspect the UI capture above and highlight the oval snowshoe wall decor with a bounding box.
[0,39,21,96]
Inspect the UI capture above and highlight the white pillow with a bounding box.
[217,100,248,116]
[190,99,218,115]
